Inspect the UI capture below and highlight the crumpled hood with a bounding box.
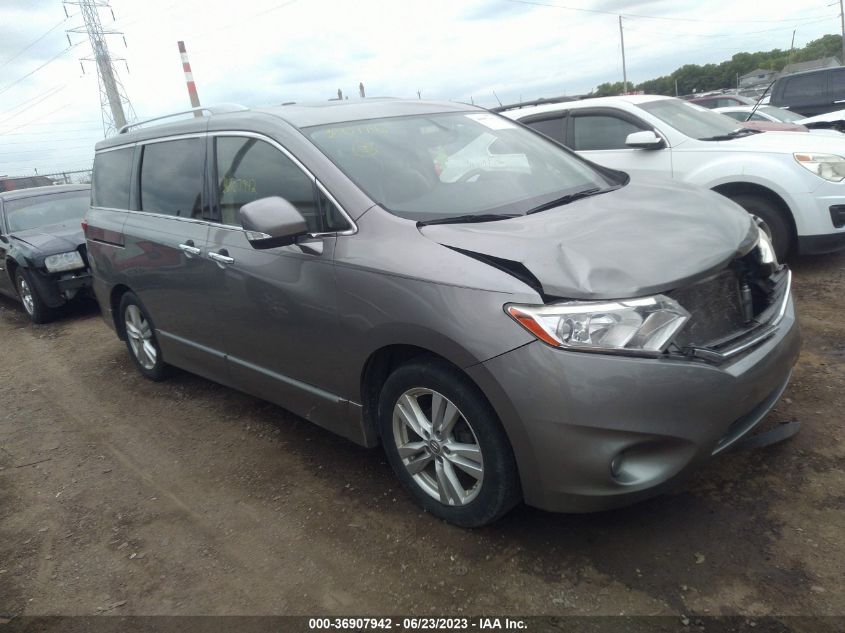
[11,223,85,255]
[419,178,755,300]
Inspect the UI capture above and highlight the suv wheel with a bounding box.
[378,357,521,527]
[15,269,54,324]
[729,193,792,261]
[119,292,168,381]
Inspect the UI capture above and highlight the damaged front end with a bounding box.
[666,227,791,363]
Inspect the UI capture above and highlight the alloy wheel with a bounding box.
[18,277,34,316]
[392,387,484,506]
[124,304,157,370]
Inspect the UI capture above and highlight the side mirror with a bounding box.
[625,130,664,149]
[238,196,309,249]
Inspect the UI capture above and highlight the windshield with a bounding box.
[305,112,615,222]
[760,106,805,123]
[639,98,742,140]
[4,190,89,233]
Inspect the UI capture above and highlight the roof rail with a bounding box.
[118,104,249,134]
[490,95,588,113]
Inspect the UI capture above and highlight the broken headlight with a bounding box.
[44,250,85,272]
[506,295,690,356]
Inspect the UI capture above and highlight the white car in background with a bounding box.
[714,105,844,136]
[502,95,845,258]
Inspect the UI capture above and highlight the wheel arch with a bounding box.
[711,181,797,241]
[109,283,133,340]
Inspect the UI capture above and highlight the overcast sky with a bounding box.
[0,0,838,176]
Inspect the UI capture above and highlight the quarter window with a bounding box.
[92,147,133,209]
[525,117,566,144]
[139,139,204,218]
[214,136,327,232]
[571,114,645,151]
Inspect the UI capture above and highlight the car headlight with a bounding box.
[794,152,845,182]
[44,251,85,272]
[506,295,690,356]
[755,222,777,266]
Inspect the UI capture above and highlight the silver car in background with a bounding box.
[84,100,799,527]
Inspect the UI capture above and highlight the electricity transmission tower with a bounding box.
[64,0,135,136]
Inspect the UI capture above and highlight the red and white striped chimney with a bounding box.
[177,41,202,117]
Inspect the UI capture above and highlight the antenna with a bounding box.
[65,0,135,136]
[492,90,503,107]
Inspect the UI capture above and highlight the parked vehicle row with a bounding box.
[50,99,802,527]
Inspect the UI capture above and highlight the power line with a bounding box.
[505,0,836,24]
[0,85,67,126]
[0,103,75,135]
[0,44,80,98]
[0,16,69,71]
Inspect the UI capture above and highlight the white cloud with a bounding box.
[0,0,836,175]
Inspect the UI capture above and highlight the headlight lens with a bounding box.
[506,295,690,355]
[755,223,777,266]
[44,251,85,272]
[794,152,845,182]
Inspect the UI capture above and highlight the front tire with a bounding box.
[729,193,792,261]
[119,292,168,381]
[15,269,54,324]
[378,357,521,527]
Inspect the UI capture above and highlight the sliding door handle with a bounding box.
[209,251,234,266]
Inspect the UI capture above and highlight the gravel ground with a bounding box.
[0,253,843,618]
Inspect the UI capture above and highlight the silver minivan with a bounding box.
[85,100,800,527]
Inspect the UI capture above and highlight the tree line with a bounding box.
[593,33,842,97]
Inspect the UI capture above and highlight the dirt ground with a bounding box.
[0,254,843,619]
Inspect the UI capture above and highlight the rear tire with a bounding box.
[118,292,168,381]
[15,269,54,324]
[378,356,521,527]
[728,193,792,261]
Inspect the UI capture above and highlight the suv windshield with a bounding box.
[305,112,616,222]
[4,190,89,233]
[639,98,743,140]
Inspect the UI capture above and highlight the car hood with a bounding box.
[11,223,85,254]
[418,178,755,300]
[798,109,845,125]
[724,129,845,152]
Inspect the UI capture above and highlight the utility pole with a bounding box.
[177,41,201,116]
[840,0,845,65]
[787,29,796,67]
[65,0,134,136]
[619,15,628,94]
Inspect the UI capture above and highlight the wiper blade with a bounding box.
[698,128,761,141]
[526,187,610,215]
[417,213,519,226]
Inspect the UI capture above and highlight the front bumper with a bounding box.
[466,295,801,513]
[29,268,92,308]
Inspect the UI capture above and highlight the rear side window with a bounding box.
[214,136,323,232]
[92,147,133,209]
[139,138,204,218]
[571,114,645,151]
[782,74,825,100]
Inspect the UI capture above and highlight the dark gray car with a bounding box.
[85,100,799,527]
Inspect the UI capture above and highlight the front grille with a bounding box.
[669,270,747,348]
[668,245,784,352]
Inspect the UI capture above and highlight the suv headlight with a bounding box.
[506,295,690,356]
[44,251,85,272]
[794,152,845,182]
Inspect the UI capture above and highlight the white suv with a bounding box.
[503,95,845,258]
